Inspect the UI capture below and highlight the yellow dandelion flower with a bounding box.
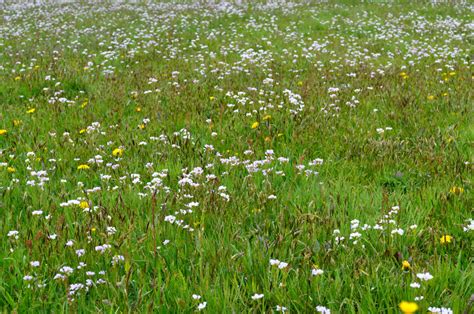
[14,76,21,81]
[263,115,272,121]
[79,201,89,209]
[402,260,411,272]
[77,164,90,170]
[112,148,124,157]
[79,129,86,134]
[26,108,36,114]
[399,301,418,314]
[251,122,259,129]
[135,107,141,112]
[449,186,464,195]
[427,95,435,101]
[0,129,7,135]
[138,124,145,129]
[440,235,452,244]
[209,96,215,101]
[7,167,16,173]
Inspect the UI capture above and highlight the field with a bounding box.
[0,1,473,313]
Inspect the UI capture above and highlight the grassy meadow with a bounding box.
[0,1,473,313]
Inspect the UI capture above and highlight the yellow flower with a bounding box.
[251,122,259,129]
[263,115,272,121]
[26,108,36,114]
[0,129,7,135]
[81,101,88,108]
[7,167,16,173]
[427,95,435,101]
[112,148,124,157]
[440,235,452,244]
[14,76,21,81]
[401,260,411,271]
[399,301,418,314]
[79,201,89,209]
[442,92,448,97]
[449,186,464,195]
[79,129,86,134]
[77,164,90,170]
[399,72,409,79]
[297,81,303,86]
[209,96,215,101]
[138,124,145,129]
[135,107,141,112]
[449,72,456,76]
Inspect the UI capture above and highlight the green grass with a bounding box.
[0,1,472,313]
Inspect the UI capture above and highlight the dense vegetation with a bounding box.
[0,1,472,313]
